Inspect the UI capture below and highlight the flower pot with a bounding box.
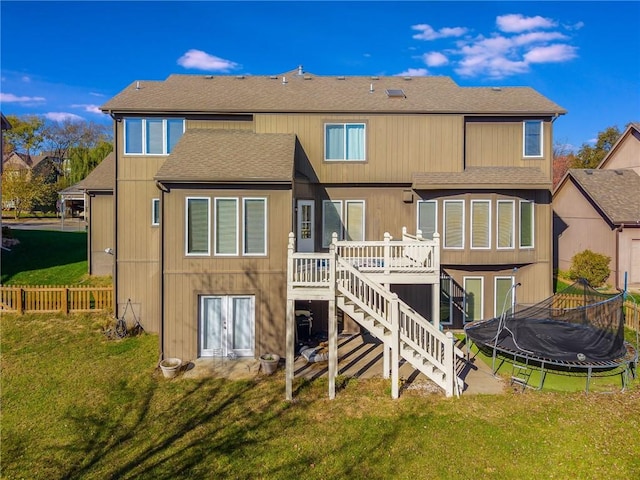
[160,358,182,378]
[259,354,280,375]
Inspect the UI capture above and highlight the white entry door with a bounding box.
[200,295,255,357]
[296,200,315,252]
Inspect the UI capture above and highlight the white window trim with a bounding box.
[470,199,491,249]
[523,120,543,158]
[345,200,365,242]
[242,197,268,256]
[214,197,239,256]
[416,200,438,240]
[324,122,366,162]
[123,118,185,156]
[494,276,515,317]
[496,200,515,250]
[185,197,210,256]
[322,200,343,247]
[519,200,535,249]
[151,198,160,226]
[443,199,465,249]
[463,276,484,323]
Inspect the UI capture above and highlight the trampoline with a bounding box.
[464,280,638,392]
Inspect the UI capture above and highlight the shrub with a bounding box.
[568,249,611,287]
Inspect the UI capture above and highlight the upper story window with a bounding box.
[151,198,160,226]
[519,200,534,248]
[417,200,437,240]
[471,200,491,249]
[523,120,543,158]
[322,200,365,247]
[325,123,366,161]
[443,200,464,249]
[124,118,184,155]
[496,200,514,249]
[186,197,210,256]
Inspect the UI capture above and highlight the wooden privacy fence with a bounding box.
[0,285,113,314]
[552,293,640,331]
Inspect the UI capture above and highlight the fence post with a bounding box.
[63,287,69,315]
[18,287,24,315]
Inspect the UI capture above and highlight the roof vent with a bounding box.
[403,76,412,81]
[370,76,379,80]
[303,75,312,80]
[135,81,141,90]
[282,76,287,85]
[585,170,593,175]
[385,89,406,98]
[369,83,374,93]
[236,75,245,79]
[615,170,624,175]
[492,87,502,92]
[337,76,345,80]
[269,75,278,80]
[297,65,304,76]
[205,75,214,79]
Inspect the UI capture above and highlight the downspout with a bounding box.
[109,112,119,316]
[616,223,624,290]
[156,180,169,361]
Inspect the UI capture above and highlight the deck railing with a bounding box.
[0,285,113,314]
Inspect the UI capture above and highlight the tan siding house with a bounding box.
[101,68,566,363]
[553,124,640,288]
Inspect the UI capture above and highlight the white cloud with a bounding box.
[44,112,83,122]
[395,68,430,77]
[497,14,557,33]
[21,75,31,83]
[423,52,449,67]
[512,31,568,46]
[177,49,240,71]
[524,44,578,63]
[71,104,102,114]
[0,92,46,103]
[89,92,105,97]
[412,24,467,41]
[564,21,585,31]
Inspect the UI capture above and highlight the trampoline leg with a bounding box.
[586,367,592,394]
[538,363,546,390]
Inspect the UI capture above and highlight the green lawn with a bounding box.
[0,229,109,285]
[2,313,639,480]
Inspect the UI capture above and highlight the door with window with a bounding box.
[200,295,255,357]
[296,200,314,252]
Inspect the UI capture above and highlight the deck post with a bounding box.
[329,236,338,399]
[383,232,391,275]
[432,232,441,331]
[391,293,400,399]
[383,282,391,379]
[285,233,295,401]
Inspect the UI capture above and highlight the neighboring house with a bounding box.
[553,123,640,289]
[100,68,565,368]
[78,152,115,277]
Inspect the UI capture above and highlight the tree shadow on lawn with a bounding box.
[51,374,405,479]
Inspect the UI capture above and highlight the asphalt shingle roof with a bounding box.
[413,167,551,190]
[154,129,295,183]
[568,169,640,224]
[102,70,566,115]
[78,152,115,191]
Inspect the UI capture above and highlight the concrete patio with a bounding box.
[181,333,505,396]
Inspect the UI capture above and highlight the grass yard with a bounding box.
[2,313,639,480]
[0,229,109,285]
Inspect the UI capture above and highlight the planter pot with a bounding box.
[160,358,182,378]
[259,354,280,375]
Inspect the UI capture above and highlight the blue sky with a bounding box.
[1,1,638,151]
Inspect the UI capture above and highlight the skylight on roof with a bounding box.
[385,89,406,98]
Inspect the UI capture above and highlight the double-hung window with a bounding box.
[325,123,366,161]
[464,277,484,323]
[496,200,514,249]
[443,200,464,249]
[417,200,437,240]
[519,200,534,248]
[124,118,184,155]
[523,120,543,157]
[495,276,515,317]
[215,198,239,256]
[322,200,365,247]
[243,198,267,255]
[471,200,491,249]
[186,197,210,255]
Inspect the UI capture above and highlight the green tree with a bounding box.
[68,140,113,183]
[1,169,48,219]
[571,125,622,169]
[3,115,45,157]
[568,249,611,288]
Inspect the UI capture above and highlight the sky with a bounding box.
[1,1,638,152]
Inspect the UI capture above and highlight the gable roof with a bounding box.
[597,123,640,170]
[78,152,115,192]
[565,169,640,225]
[102,70,566,116]
[413,167,551,190]
[154,129,295,184]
